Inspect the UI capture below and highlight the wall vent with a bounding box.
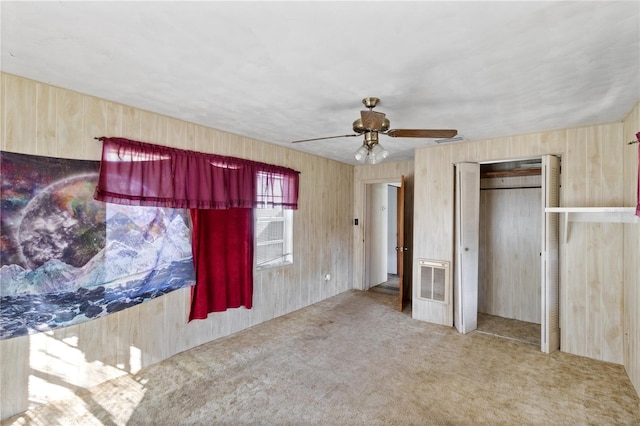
[435,135,465,144]
[417,259,450,304]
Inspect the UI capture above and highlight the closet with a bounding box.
[477,160,542,343]
[453,155,560,353]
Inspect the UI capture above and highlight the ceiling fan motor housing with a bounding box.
[352,118,390,134]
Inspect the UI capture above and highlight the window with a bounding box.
[255,171,294,269]
[255,207,293,269]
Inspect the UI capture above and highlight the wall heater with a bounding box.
[417,259,450,304]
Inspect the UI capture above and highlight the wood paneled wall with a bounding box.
[623,102,640,396]
[413,120,633,366]
[478,177,542,324]
[353,161,414,291]
[0,73,355,419]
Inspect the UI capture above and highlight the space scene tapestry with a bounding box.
[0,151,195,340]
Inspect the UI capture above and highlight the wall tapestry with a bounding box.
[0,151,195,340]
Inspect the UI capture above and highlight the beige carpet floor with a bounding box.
[3,290,640,425]
[477,312,541,346]
[368,274,399,296]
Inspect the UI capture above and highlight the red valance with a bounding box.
[94,137,299,210]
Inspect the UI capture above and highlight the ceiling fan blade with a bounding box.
[360,110,386,131]
[385,129,458,139]
[291,134,358,143]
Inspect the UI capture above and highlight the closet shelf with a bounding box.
[545,207,637,223]
[545,207,637,243]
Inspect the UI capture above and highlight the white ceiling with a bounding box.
[2,1,639,165]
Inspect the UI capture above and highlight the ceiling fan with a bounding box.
[292,97,458,164]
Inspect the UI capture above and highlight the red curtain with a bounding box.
[95,137,299,210]
[94,137,300,319]
[189,208,254,319]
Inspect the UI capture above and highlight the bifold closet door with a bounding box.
[541,155,560,353]
[454,162,480,334]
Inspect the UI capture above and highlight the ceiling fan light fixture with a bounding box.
[366,144,388,165]
[370,143,389,161]
[367,152,378,164]
[354,145,368,163]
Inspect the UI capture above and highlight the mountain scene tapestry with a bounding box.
[0,151,195,340]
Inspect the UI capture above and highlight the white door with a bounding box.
[541,155,560,353]
[454,162,480,334]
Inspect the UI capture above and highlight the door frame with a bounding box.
[397,176,406,311]
[360,177,407,302]
[452,155,562,352]
[364,182,391,289]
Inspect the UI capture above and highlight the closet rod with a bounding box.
[480,186,541,191]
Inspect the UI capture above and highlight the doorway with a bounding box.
[364,177,410,311]
[476,159,543,345]
[364,182,393,289]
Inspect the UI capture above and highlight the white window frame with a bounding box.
[255,171,294,270]
[255,207,293,270]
